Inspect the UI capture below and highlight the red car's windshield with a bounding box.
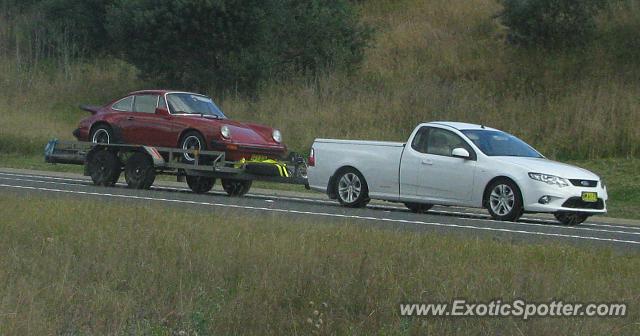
[166,93,226,119]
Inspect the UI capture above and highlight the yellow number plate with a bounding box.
[250,155,268,161]
[581,192,598,203]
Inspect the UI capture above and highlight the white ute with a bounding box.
[307,122,608,225]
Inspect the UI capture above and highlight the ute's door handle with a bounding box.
[127,116,135,120]
[421,159,433,165]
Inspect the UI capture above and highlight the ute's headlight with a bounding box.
[528,172,570,188]
[272,129,282,143]
[221,125,231,138]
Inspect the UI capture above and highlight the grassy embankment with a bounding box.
[0,0,639,216]
[0,193,638,335]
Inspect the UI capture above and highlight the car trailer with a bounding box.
[44,139,309,196]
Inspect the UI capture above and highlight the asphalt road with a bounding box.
[1,168,639,251]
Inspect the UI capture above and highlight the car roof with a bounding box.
[128,90,204,96]
[426,121,498,131]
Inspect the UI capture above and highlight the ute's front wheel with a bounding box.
[486,178,523,221]
[554,212,589,226]
[221,179,252,197]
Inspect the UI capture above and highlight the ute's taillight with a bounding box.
[308,148,315,167]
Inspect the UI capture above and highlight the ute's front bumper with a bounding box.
[522,181,608,214]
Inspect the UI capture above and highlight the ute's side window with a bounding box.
[426,128,474,158]
[411,127,431,154]
[112,96,134,112]
[133,94,158,113]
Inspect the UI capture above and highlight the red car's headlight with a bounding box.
[272,129,282,143]
[221,125,231,139]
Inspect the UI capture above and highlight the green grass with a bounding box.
[569,158,640,220]
[0,194,638,335]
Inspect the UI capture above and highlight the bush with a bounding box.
[0,0,113,64]
[499,0,607,48]
[105,0,370,92]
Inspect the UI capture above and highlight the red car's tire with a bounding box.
[179,131,206,163]
[90,124,113,144]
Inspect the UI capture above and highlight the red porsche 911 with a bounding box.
[73,90,287,162]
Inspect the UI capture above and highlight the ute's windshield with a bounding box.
[461,130,542,158]
[166,93,226,118]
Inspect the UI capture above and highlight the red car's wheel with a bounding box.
[91,124,113,144]
[180,131,206,162]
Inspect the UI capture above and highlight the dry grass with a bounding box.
[1,0,640,159]
[0,193,638,335]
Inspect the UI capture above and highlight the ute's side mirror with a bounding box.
[155,107,169,116]
[451,147,471,159]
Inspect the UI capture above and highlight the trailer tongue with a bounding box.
[44,139,309,196]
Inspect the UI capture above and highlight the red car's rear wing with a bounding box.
[79,104,101,115]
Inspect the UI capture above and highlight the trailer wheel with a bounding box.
[124,152,156,189]
[221,179,252,197]
[186,176,215,194]
[88,150,121,186]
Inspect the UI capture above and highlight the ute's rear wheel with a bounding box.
[124,152,156,189]
[221,179,252,197]
[554,212,589,226]
[88,150,121,186]
[335,168,369,208]
[405,202,433,213]
[187,176,215,194]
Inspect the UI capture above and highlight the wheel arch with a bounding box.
[89,121,126,143]
[327,165,368,199]
[482,175,523,208]
[177,128,207,146]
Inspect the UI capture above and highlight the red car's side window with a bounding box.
[112,96,134,112]
[133,95,158,113]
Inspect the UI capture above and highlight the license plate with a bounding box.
[250,155,268,161]
[581,192,598,203]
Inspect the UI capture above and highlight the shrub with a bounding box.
[105,0,370,92]
[499,0,607,48]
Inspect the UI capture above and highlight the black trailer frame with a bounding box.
[44,139,309,196]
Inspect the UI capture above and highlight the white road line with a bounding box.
[1,183,639,246]
[2,172,640,236]
[1,171,638,232]
[0,176,89,187]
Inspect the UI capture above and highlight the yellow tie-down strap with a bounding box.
[235,158,290,177]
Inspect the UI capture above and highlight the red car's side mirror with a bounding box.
[155,107,170,116]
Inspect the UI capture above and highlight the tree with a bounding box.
[106,0,370,92]
[499,0,607,49]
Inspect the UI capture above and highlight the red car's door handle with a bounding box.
[127,116,134,120]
